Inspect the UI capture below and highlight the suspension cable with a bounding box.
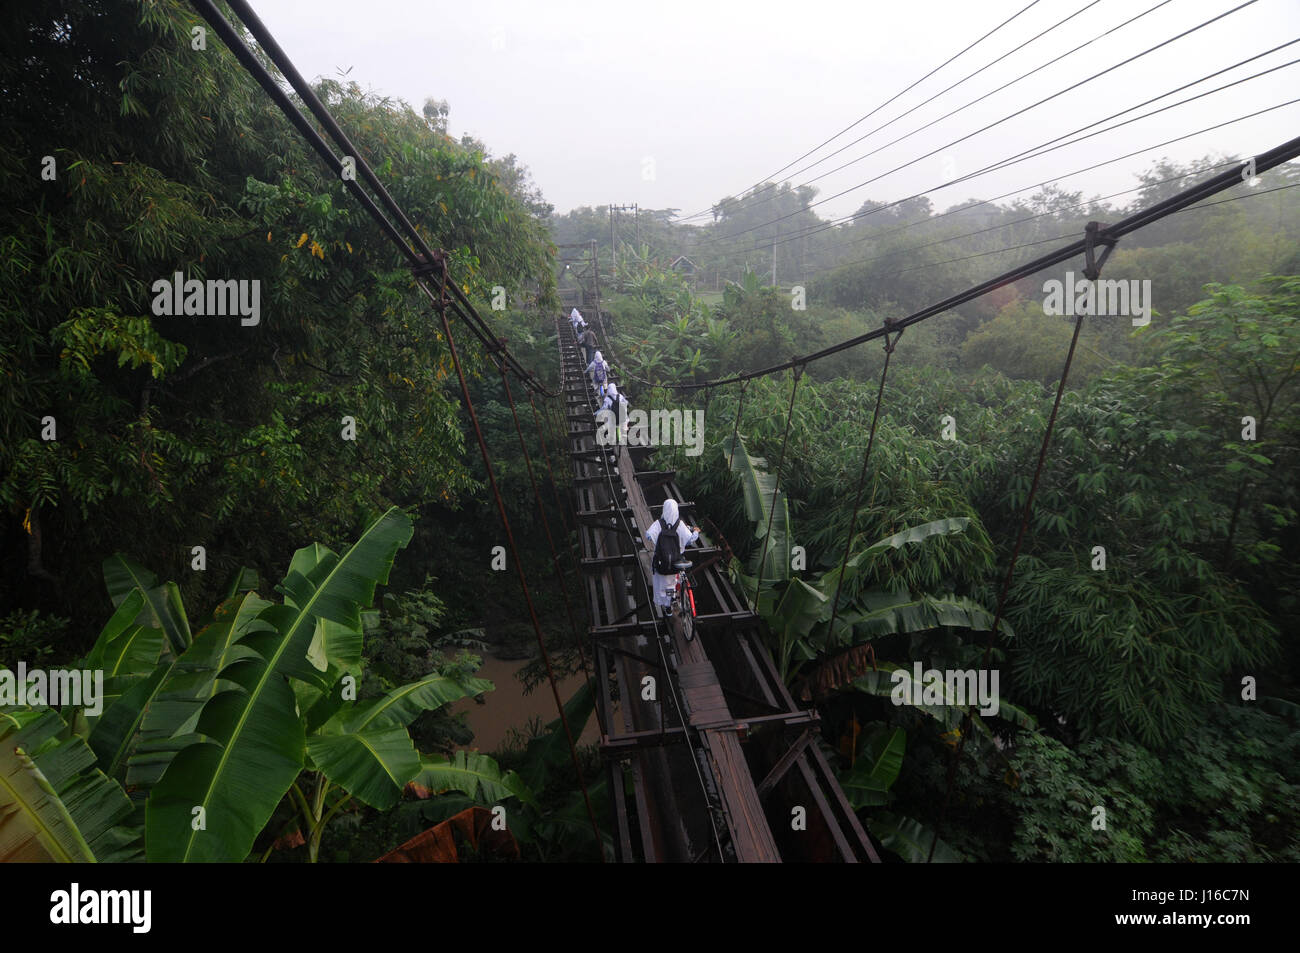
[429,261,603,855]
[499,365,604,736]
[195,0,554,396]
[753,365,804,602]
[704,48,1299,259]
[647,130,1300,394]
[824,322,904,654]
[926,302,1090,863]
[527,389,577,556]
[673,0,1049,222]
[726,380,750,472]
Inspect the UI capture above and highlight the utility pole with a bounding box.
[610,202,637,276]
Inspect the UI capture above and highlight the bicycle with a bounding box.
[667,557,698,642]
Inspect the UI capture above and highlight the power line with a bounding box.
[690,0,1131,227]
[695,0,1260,249]
[803,158,1241,272]
[698,87,1300,262]
[639,132,1300,391]
[707,36,1299,258]
[672,0,1049,223]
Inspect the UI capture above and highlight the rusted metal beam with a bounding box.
[755,728,815,799]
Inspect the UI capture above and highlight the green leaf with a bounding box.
[834,591,1009,642]
[83,589,161,679]
[307,726,419,811]
[102,555,191,658]
[306,673,493,810]
[125,591,271,794]
[520,680,594,792]
[842,726,905,809]
[1,708,135,862]
[411,750,536,808]
[867,811,961,863]
[725,432,791,586]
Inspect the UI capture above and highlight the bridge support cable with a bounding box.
[500,366,604,736]
[753,365,805,600]
[726,380,750,471]
[824,321,905,656]
[429,266,603,855]
[926,225,1111,862]
[193,0,553,396]
[527,390,576,545]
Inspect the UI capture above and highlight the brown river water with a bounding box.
[449,654,602,753]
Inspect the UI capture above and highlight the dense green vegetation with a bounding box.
[3,1,1297,863]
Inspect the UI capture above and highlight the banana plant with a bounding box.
[13,506,504,863]
[724,432,791,607]
[143,506,417,862]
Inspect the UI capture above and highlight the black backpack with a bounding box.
[652,517,682,574]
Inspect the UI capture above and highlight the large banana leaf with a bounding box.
[725,432,791,586]
[306,674,493,810]
[412,750,536,809]
[121,592,271,792]
[103,554,191,658]
[83,589,163,681]
[769,578,828,678]
[520,679,594,792]
[855,662,1025,731]
[1,708,136,862]
[830,590,1010,644]
[309,725,419,811]
[293,615,368,727]
[774,578,827,643]
[145,507,413,862]
[841,725,906,810]
[80,589,165,741]
[817,518,972,599]
[855,664,966,729]
[867,811,962,863]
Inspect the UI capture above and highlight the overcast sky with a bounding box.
[250,0,1300,221]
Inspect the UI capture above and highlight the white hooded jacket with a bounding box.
[644,498,700,606]
[597,381,626,415]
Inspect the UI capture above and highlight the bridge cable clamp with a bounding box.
[1081,221,1118,282]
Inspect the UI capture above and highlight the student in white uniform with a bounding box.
[586,350,610,396]
[595,381,628,453]
[644,498,700,616]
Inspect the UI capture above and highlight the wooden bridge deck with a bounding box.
[557,315,879,863]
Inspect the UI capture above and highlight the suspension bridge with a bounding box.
[182,0,1300,863]
[559,315,877,862]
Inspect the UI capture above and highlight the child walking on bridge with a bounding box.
[644,498,700,617]
[586,350,611,396]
